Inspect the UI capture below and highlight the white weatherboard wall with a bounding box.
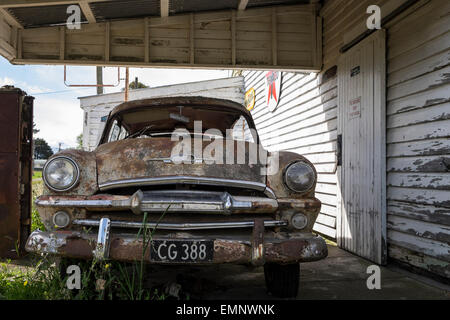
[243,69,338,239]
[384,0,450,279]
[80,77,245,151]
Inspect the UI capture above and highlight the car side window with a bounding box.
[232,116,255,143]
[108,120,121,142]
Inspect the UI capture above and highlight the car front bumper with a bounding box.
[25,221,328,265]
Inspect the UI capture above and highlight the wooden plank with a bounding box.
[0,0,108,8]
[17,28,22,59]
[231,10,236,65]
[387,215,450,244]
[387,155,450,173]
[189,13,194,64]
[388,50,450,87]
[160,0,169,17]
[388,172,450,190]
[320,203,337,217]
[388,230,450,262]
[387,102,450,129]
[8,5,318,71]
[388,244,450,279]
[271,9,277,66]
[313,222,336,238]
[388,186,450,208]
[238,0,249,11]
[144,17,149,63]
[79,1,96,24]
[104,21,110,62]
[316,213,336,228]
[388,65,450,102]
[388,31,450,74]
[59,26,64,60]
[0,8,23,28]
[387,138,450,157]
[387,85,450,116]
[315,192,337,206]
[387,119,450,143]
[387,200,450,226]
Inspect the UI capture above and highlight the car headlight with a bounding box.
[43,156,80,191]
[284,161,316,193]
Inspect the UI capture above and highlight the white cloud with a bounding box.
[33,96,83,150]
[3,65,232,152]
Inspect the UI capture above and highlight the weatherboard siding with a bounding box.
[243,69,338,239]
[385,0,450,279]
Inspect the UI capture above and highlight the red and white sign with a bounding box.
[348,96,361,119]
[265,71,282,112]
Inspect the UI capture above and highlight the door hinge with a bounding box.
[337,134,342,166]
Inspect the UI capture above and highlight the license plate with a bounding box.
[150,240,214,262]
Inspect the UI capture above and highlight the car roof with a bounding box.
[110,96,252,118]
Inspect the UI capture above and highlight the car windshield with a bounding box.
[102,105,257,144]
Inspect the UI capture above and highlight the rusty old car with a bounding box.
[26,96,327,297]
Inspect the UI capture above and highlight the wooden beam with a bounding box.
[160,0,169,17]
[271,8,277,66]
[59,26,65,60]
[231,10,236,65]
[0,8,23,28]
[144,17,149,63]
[0,0,108,8]
[237,0,248,11]
[104,21,109,62]
[189,13,194,64]
[79,1,96,23]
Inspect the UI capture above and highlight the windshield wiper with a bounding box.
[125,125,154,139]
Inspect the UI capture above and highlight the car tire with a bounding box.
[264,262,300,298]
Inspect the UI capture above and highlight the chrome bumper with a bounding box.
[73,218,287,230]
[35,190,278,215]
[25,226,328,264]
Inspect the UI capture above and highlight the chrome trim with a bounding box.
[98,176,275,197]
[42,156,80,192]
[93,218,111,260]
[36,190,278,214]
[73,219,287,230]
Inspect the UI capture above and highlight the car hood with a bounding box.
[95,137,266,187]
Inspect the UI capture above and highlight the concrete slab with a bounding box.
[144,244,450,300]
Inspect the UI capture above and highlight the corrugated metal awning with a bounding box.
[1,0,311,28]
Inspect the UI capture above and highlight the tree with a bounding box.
[34,138,54,159]
[121,79,149,91]
[129,81,149,90]
[76,133,83,149]
[33,122,39,134]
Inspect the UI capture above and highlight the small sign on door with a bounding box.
[348,96,361,119]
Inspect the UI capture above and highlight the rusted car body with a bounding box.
[26,96,327,297]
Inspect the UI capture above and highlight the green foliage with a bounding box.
[0,209,169,300]
[76,133,83,150]
[129,81,149,90]
[34,138,53,159]
[31,178,45,232]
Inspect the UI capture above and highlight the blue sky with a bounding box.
[0,56,229,151]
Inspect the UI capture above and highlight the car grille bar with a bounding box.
[98,176,276,199]
[36,190,278,215]
[72,218,287,230]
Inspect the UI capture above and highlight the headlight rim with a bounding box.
[283,160,316,194]
[43,156,80,192]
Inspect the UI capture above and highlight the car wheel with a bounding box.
[264,262,300,298]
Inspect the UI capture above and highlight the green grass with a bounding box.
[0,206,169,300]
[31,177,45,232]
[32,171,42,180]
